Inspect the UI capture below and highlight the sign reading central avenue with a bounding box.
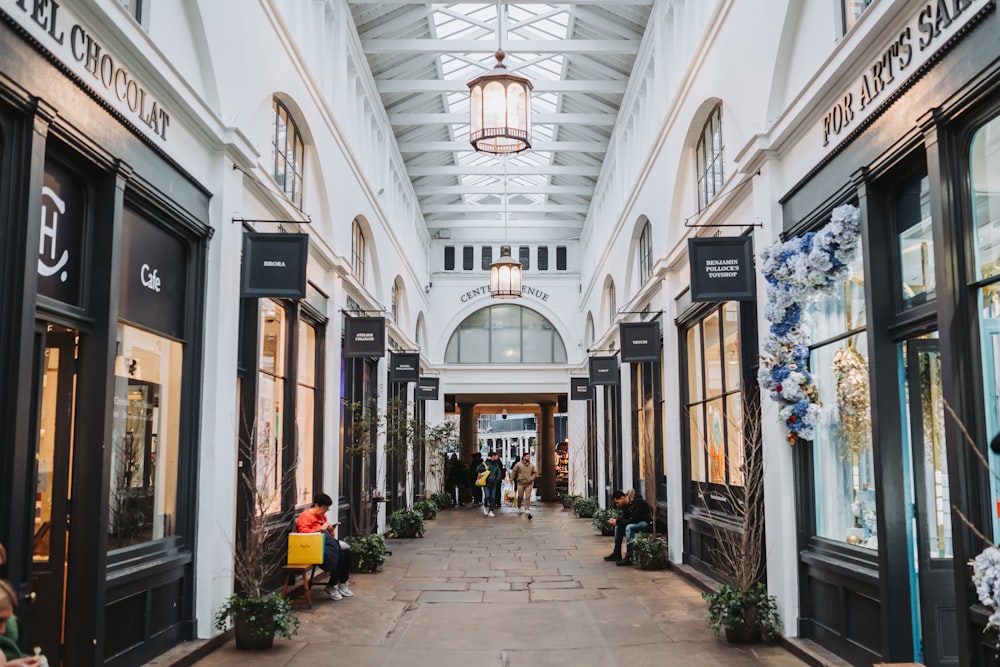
[459,285,549,302]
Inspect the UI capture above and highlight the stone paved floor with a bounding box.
[188,500,808,667]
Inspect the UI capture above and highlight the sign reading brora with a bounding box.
[688,236,756,302]
[415,376,440,401]
[619,321,661,363]
[389,352,420,384]
[120,207,186,339]
[241,232,309,298]
[343,316,385,358]
[570,377,592,401]
[588,355,620,386]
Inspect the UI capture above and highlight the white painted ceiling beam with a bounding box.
[389,112,616,124]
[398,141,606,152]
[409,165,601,176]
[361,39,639,55]
[375,79,627,93]
[349,0,652,5]
[416,185,592,195]
[421,204,590,213]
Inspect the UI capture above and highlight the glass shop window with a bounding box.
[895,171,934,308]
[108,323,182,551]
[808,250,875,549]
[257,299,286,515]
[295,321,317,506]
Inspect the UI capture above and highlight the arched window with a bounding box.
[445,305,567,364]
[272,99,304,208]
[638,220,653,285]
[352,220,365,284]
[607,280,617,328]
[696,104,724,211]
[391,281,400,322]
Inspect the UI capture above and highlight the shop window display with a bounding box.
[808,253,876,549]
[108,323,182,550]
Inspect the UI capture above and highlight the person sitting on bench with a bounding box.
[296,493,353,600]
[604,489,653,566]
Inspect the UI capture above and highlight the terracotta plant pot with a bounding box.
[234,612,276,651]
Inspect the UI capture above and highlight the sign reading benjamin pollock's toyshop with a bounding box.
[688,236,756,302]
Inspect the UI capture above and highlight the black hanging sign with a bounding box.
[688,236,756,302]
[416,376,440,401]
[241,232,309,298]
[390,352,420,384]
[619,322,661,363]
[570,377,592,401]
[344,316,385,358]
[588,355,620,386]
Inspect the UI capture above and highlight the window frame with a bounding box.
[696,105,725,211]
[352,220,365,284]
[272,99,305,209]
[639,221,653,285]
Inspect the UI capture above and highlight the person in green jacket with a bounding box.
[0,579,45,666]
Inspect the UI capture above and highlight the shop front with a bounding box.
[777,2,1000,663]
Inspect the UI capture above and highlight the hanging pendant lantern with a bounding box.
[490,245,522,298]
[468,51,533,155]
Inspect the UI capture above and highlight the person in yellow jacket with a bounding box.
[510,452,540,519]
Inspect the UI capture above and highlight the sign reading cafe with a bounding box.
[4,0,171,143]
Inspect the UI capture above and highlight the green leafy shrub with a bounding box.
[345,533,388,573]
[430,491,454,510]
[413,499,438,520]
[214,592,299,640]
[629,532,667,569]
[387,508,425,538]
[591,508,618,535]
[562,493,581,509]
[703,582,781,644]
[572,496,598,518]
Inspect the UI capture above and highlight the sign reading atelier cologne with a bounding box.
[570,377,592,401]
[343,317,385,358]
[120,207,186,339]
[37,158,85,306]
[241,232,309,298]
[416,376,440,401]
[588,355,620,386]
[688,237,756,302]
[390,352,420,384]
[619,322,661,363]
[2,0,171,143]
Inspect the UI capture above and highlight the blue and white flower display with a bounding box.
[758,204,862,444]
[974,546,1000,630]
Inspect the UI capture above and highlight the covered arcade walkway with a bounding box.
[163,502,817,667]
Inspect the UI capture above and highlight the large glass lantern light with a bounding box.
[490,245,522,298]
[468,51,533,155]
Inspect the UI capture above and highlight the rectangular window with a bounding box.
[556,246,567,270]
[119,0,143,23]
[639,224,653,284]
[351,222,365,284]
[538,246,549,271]
[481,246,493,271]
[109,323,183,550]
[842,0,873,33]
[462,246,474,271]
[896,172,934,309]
[444,246,455,271]
[295,321,317,506]
[519,246,530,270]
[257,299,286,516]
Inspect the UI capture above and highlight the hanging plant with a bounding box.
[758,204,862,444]
[833,344,870,459]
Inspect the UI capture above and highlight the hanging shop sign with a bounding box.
[819,0,991,150]
[343,316,385,358]
[37,158,86,307]
[688,236,756,302]
[619,321,661,363]
[390,352,420,384]
[120,207,186,339]
[416,376,440,401]
[241,232,309,298]
[3,0,172,143]
[570,377,592,400]
[588,355,620,386]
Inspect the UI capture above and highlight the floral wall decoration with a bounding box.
[758,204,863,444]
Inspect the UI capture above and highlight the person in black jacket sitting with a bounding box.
[603,489,653,565]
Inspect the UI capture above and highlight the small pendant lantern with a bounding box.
[490,245,522,299]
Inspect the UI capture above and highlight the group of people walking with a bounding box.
[444,451,540,518]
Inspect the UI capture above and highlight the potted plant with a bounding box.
[413,499,438,520]
[591,508,617,536]
[572,496,598,518]
[345,533,388,573]
[561,493,580,509]
[629,532,667,570]
[214,420,299,650]
[696,394,781,644]
[430,490,454,510]
[388,508,425,538]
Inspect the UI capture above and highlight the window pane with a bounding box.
[812,333,876,549]
[703,310,723,396]
[689,404,706,482]
[522,312,553,363]
[109,323,182,550]
[722,302,741,390]
[459,309,490,363]
[519,246,530,270]
[978,283,1000,538]
[687,324,703,402]
[260,300,285,376]
[971,116,1000,281]
[482,246,493,270]
[463,246,474,271]
[897,173,934,307]
[296,383,314,507]
[726,393,744,486]
[538,246,549,271]
[297,322,316,386]
[705,399,726,484]
[256,373,283,516]
[490,305,521,362]
[444,246,455,271]
[810,251,866,342]
[556,246,567,270]
[446,306,566,364]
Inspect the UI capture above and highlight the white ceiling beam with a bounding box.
[421,203,590,214]
[409,165,600,176]
[389,112,616,124]
[349,0,652,4]
[361,39,639,54]
[375,79,627,93]
[398,140,606,152]
[416,185,592,196]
